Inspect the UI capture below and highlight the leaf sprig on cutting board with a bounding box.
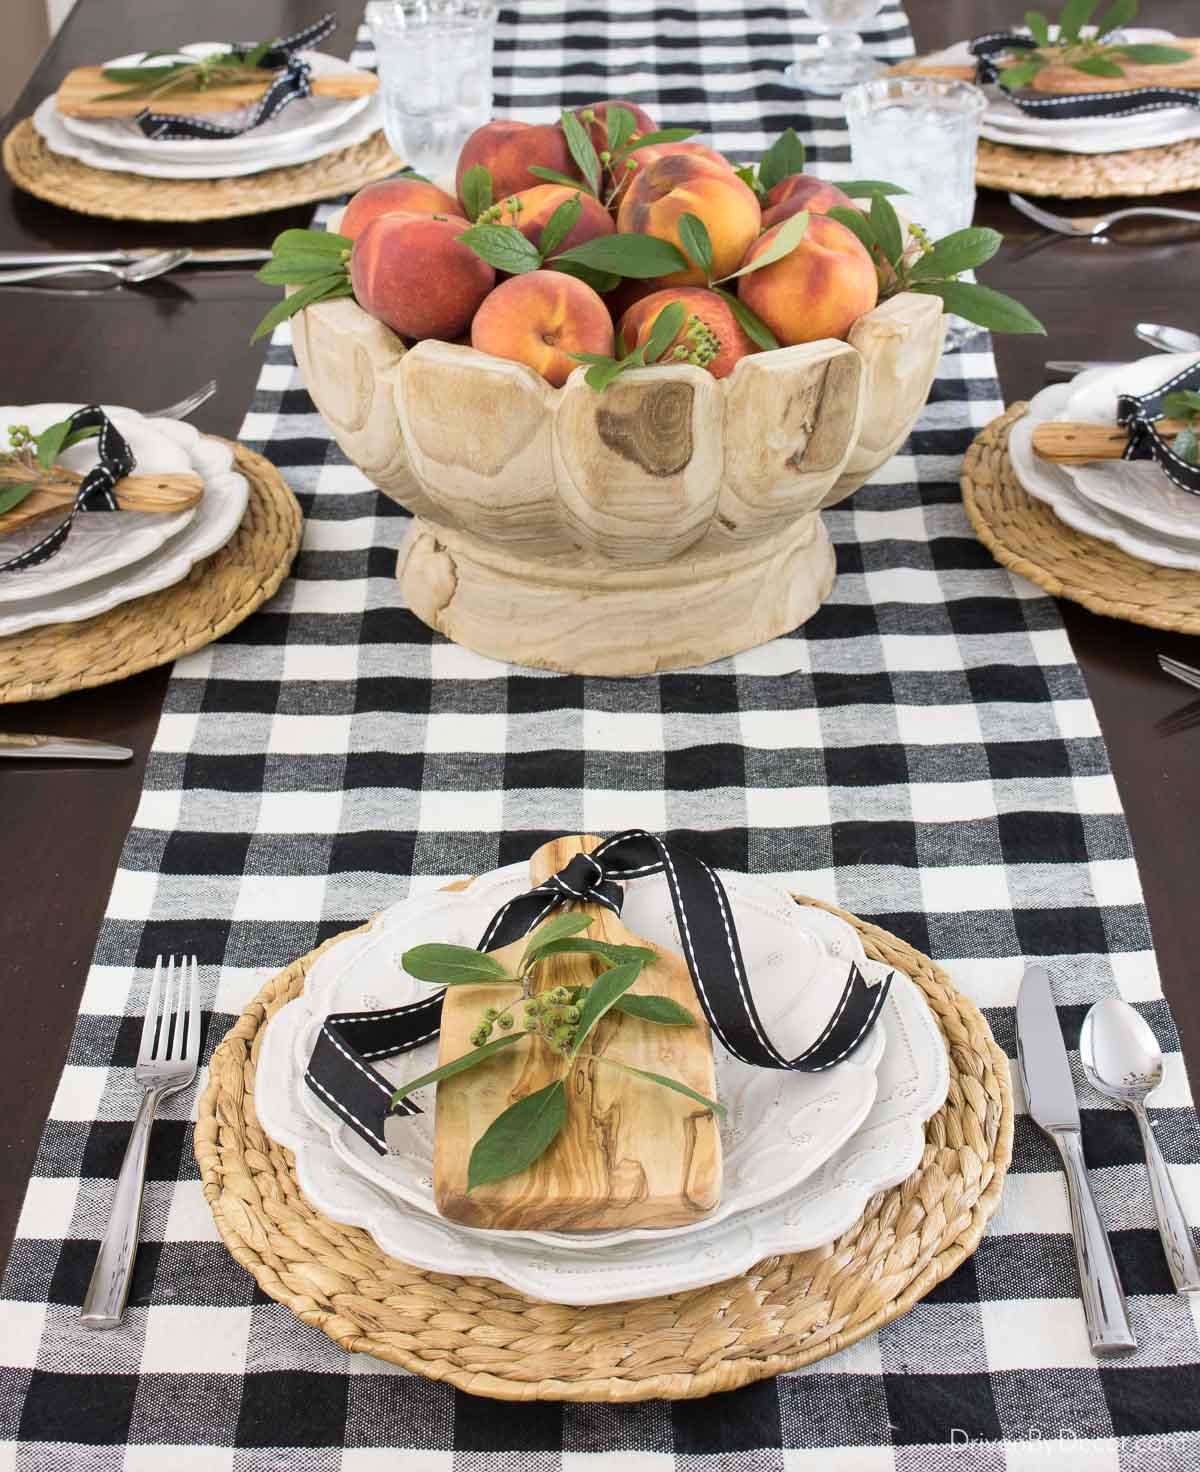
[100,37,279,102]
[1162,389,1200,463]
[393,914,723,1193]
[0,418,102,517]
[999,1,1190,91]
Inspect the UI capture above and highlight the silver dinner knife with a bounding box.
[0,733,132,760]
[0,248,270,268]
[1016,964,1136,1354]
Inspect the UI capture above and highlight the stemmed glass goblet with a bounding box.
[785,0,885,95]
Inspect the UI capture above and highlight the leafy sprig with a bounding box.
[999,1,1190,91]
[0,418,103,517]
[393,915,722,1192]
[250,228,355,342]
[1162,389,1200,464]
[554,106,699,208]
[99,37,280,102]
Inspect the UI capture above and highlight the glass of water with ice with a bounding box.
[367,0,497,190]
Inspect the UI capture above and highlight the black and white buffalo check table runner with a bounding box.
[3,3,1200,1466]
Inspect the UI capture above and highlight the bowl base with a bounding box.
[396,514,837,675]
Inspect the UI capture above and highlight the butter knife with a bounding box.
[0,249,270,268]
[0,733,132,760]
[1016,964,1136,1354]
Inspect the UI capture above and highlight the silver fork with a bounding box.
[0,249,190,288]
[1009,192,1200,239]
[144,380,217,421]
[1158,653,1200,694]
[81,955,201,1329]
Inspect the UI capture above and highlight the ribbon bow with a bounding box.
[306,830,893,1155]
[134,13,338,141]
[970,32,1200,119]
[0,406,134,574]
[1116,358,1200,495]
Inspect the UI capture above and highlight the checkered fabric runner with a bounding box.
[3,2,1199,1466]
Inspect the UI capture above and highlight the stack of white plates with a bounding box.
[932,29,1200,155]
[0,403,249,634]
[256,863,950,1305]
[32,44,381,179]
[1009,354,1200,570]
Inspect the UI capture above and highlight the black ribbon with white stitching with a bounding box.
[133,13,337,141]
[1117,357,1200,496]
[0,406,133,574]
[306,830,893,1155]
[970,32,1200,119]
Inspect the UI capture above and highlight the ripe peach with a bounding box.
[351,214,494,341]
[495,185,615,254]
[607,140,734,210]
[737,213,878,346]
[340,176,461,240]
[618,287,757,379]
[617,154,761,287]
[760,172,857,231]
[470,269,614,387]
[455,120,580,212]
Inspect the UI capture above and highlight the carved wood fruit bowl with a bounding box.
[292,290,944,674]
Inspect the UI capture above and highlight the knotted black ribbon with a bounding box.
[971,32,1200,120]
[0,407,133,574]
[1117,357,1200,495]
[134,13,337,141]
[306,830,893,1155]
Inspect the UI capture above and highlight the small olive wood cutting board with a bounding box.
[55,65,378,119]
[0,471,203,533]
[1032,420,1188,463]
[895,38,1200,92]
[432,834,723,1231]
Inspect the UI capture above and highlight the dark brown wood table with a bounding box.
[0,0,1197,1261]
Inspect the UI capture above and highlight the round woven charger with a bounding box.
[195,898,1013,1402]
[2,118,401,221]
[0,441,301,703]
[963,403,1200,634]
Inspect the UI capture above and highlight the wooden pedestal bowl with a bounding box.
[292,290,944,674]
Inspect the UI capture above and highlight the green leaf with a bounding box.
[467,1079,567,1191]
[1024,10,1051,46]
[870,192,904,267]
[460,163,494,222]
[34,418,74,470]
[712,286,780,350]
[271,227,351,256]
[537,194,583,257]
[643,300,688,363]
[1094,0,1136,39]
[909,280,1047,334]
[908,226,1002,280]
[1059,0,1099,44]
[588,1055,725,1118]
[521,912,593,967]
[677,212,713,277]
[101,65,182,83]
[0,481,39,516]
[1162,390,1200,419]
[456,223,543,274]
[1109,43,1193,64]
[256,259,349,286]
[718,209,809,283]
[570,961,644,1058]
[59,424,100,455]
[1172,427,1199,464]
[838,179,908,196]
[605,104,638,158]
[560,108,602,196]
[612,994,697,1026]
[758,128,806,192]
[529,938,658,967]
[553,232,690,279]
[390,1030,530,1105]
[1073,54,1125,76]
[251,278,353,345]
[548,259,621,293]
[529,165,592,190]
[826,204,879,255]
[1000,57,1047,90]
[735,163,763,197]
[402,943,516,986]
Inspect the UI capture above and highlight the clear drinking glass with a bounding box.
[786,0,885,94]
[367,0,497,188]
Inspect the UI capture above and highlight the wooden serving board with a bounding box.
[432,834,722,1231]
[55,65,377,119]
[0,471,203,533]
[894,39,1200,93]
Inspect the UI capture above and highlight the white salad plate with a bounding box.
[0,409,248,636]
[60,47,371,164]
[34,90,382,180]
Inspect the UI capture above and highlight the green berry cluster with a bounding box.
[476,194,524,225]
[468,981,588,1055]
[669,314,720,370]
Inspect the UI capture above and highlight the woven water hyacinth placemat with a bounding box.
[962,403,1200,635]
[0,442,301,703]
[194,896,1013,1403]
[975,136,1200,198]
[2,119,401,221]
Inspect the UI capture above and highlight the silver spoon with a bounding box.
[0,249,190,288]
[1136,323,1200,356]
[1081,998,1200,1294]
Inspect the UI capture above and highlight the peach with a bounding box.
[737,213,878,346]
[618,287,757,380]
[455,120,580,212]
[470,269,614,387]
[617,154,761,287]
[495,185,615,254]
[607,139,734,210]
[351,214,494,341]
[340,176,461,240]
[576,98,658,156]
[760,172,857,231]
